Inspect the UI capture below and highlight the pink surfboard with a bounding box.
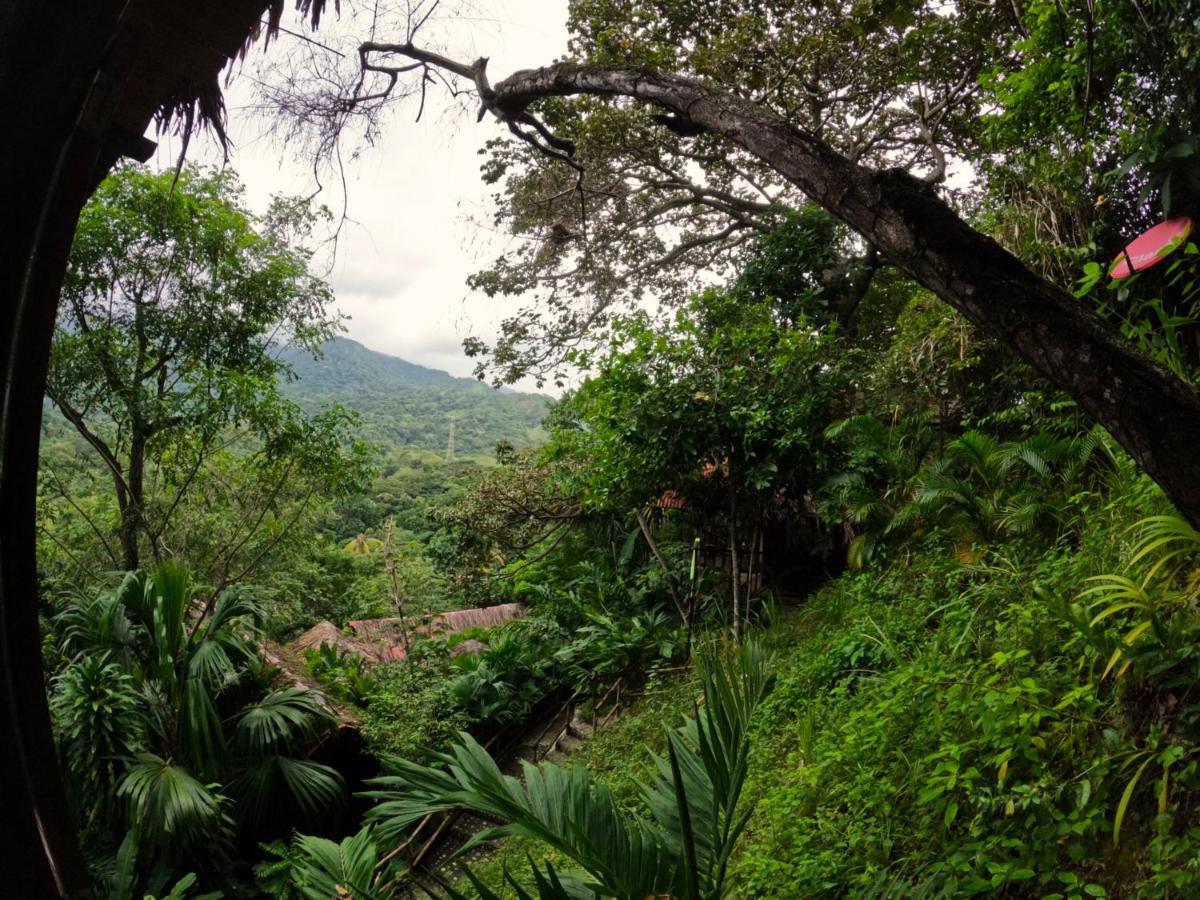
[1111,216,1194,279]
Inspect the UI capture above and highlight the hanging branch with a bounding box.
[338,37,1200,527]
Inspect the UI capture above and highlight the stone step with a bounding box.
[556,734,584,753]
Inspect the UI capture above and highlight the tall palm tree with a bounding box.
[53,563,344,872]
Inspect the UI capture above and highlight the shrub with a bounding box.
[358,661,467,760]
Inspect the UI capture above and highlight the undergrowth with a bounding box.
[449,459,1200,897]
[460,667,703,893]
[735,466,1200,897]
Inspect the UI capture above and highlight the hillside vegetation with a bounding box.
[456,454,1200,898]
[279,338,549,456]
[34,1,1200,897]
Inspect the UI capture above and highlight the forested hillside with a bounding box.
[278,338,548,455]
[32,1,1200,898]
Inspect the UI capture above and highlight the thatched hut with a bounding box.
[290,621,382,662]
[286,603,526,666]
[349,602,523,646]
[259,639,361,729]
[416,603,524,637]
[348,607,525,662]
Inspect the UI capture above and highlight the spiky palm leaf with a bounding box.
[1079,515,1200,678]
[365,641,772,899]
[1128,514,1200,584]
[50,654,145,828]
[57,590,138,664]
[291,827,387,900]
[641,639,772,898]
[824,414,891,447]
[996,493,1057,535]
[368,732,673,896]
[944,430,1007,488]
[117,753,233,858]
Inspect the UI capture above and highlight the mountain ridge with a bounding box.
[278,337,550,456]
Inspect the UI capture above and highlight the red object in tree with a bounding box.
[1111,217,1194,279]
[655,489,688,510]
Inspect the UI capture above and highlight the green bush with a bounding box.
[358,661,467,761]
[731,475,1200,898]
[304,643,376,706]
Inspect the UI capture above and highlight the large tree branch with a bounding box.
[361,48,1200,526]
[45,386,132,505]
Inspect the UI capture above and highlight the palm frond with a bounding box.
[642,641,773,897]
[152,562,192,660]
[235,687,334,754]
[1128,515,1200,584]
[946,430,1005,485]
[292,827,385,900]
[367,734,670,896]
[1006,435,1055,478]
[186,638,240,692]
[205,586,264,637]
[365,640,772,899]
[231,755,345,831]
[116,570,157,635]
[997,497,1053,535]
[117,753,233,857]
[824,414,888,446]
[179,677,227,777]
[56,591,137,663]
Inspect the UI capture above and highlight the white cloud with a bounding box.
[150,1,569,394]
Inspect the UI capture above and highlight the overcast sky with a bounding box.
[150,2,569,394]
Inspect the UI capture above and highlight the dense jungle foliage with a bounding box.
[35,0,1200,897]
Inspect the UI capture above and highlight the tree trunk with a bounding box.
[836,245,881,331]
[728,488,741,640]
[120,430,146,571]
[384,520,410,650]
[634,507,688,625]
[394,50,1200,525]
[746,518,759,598]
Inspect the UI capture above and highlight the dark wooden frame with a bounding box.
[0,3,272,892]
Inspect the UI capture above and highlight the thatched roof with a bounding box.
[260,638,360,727]
[346,616,406,647]
[347,603,523,646]
[285,603,525,667]
[345,603,525,660]
[261,603,523,729]
[290,620,380,660]
[417,603,524,637]
[152,0,338,148]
